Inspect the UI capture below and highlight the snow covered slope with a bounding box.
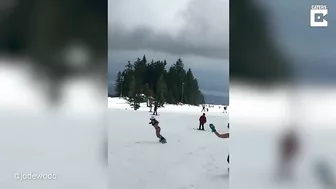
[108,107,229,189]
[108,97,228,114]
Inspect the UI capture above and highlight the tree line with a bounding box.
[114,55,205,107]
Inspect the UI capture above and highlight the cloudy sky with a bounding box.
[257,0,336,84]
[108,0,229,103]
[108,0,335,104]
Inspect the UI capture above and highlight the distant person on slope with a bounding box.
[149,116,166,143]
[149,103,153,112]
[201,105,206,112]
[209,123,230,170]
[198,113,207,130]
[153,102,158,115]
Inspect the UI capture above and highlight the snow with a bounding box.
[108,98,230,189]
[108,97,228,114]
[2,61,335,189]
[229,84,336,189]
[0,113,107,189]
[0,62,107,189]
[109,83,336,189]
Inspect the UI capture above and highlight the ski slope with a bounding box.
[108,87,336,189]
[108,98,229,189]
[108,97,228,114]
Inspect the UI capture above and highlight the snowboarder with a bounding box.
[198,113,207,130]
[209,123,230,170]
[149,116,166,143]
[223,106,227,113]
[153,102,158,115]
[201,104,206,112]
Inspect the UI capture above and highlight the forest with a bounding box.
[114,55,205,108]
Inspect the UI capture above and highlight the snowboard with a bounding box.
[135,140,166,144]
[193,128,211,132]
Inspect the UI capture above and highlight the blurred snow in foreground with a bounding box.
[0,60,107,189]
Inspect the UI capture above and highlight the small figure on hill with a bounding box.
[201,104,206,112]
[223,106,227,113]
[149,116,166,143]
[153,102,158,115]
[198,113,207,130]
[148,97,155,112]
[149,103,153,112]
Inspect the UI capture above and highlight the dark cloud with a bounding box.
[109,0,229,60]
[109,25,228,59]
[258,0,336,83]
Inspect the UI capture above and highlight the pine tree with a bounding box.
[114,71,123,97]
[156,75,167,106]
[127,75,141,110]
[115,56,205,106]
[142,83,153,97]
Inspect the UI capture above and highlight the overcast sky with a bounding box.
[108,0,229,100]
[257,0,336,84]
[108,0,335,103]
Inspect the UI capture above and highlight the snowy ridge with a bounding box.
[108,97,229,114]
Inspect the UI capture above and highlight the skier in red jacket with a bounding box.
[198,113,207,130]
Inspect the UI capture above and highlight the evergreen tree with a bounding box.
[114,56,205,106]
[142,83,153,97]
[156,75,167,106]
[127,75,141,110]
[114,71,123,97]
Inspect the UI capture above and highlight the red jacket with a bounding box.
[199,115,207,124]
